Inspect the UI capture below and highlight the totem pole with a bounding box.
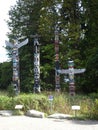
[33,34,41,93]
[5,39,28,94]
[68,60,75,96]
[55,29,60,91]
[57,60,85,96]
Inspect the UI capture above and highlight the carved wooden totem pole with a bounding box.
[54,29,60,92]
[5,39,28,94]
[57,60,85,96]
[33,35,41,93]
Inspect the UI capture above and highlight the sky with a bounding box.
[0,0,17,63]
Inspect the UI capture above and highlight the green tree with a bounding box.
[81,0,98,93]
[7,0,43,92]
[5,0,98,93]
[7,0,55,92]
[0,62,12,90]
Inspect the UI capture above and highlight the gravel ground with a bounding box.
[0,116,98,130]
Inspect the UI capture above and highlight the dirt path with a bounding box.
[0,116,98,130]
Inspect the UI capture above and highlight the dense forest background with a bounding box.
[0,0,98,94]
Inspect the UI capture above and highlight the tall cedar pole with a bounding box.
[68,60,75,96]
[5,39,28,95]
[57,59,85,96]
[55,29,60,91]
[12,42,20,95]
[33,34,41,93]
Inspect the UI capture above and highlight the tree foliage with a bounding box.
[81,0,98,93]
[0,0,98,93]
[0,62,12,90]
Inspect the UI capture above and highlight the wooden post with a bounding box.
[57,60,85,95]
[68,60,75,96]
[32,34,41,93]
[5,39,28,94]
[54,29,60,92]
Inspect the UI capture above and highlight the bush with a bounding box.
[7,84,16,97]
[91,99,98,119]
[0,92,98,120]
[13,94,49,113]
[0,96,14,110]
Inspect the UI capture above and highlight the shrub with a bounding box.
[12,94,49,113]
[0,92,98,120]
[0,96,14,110]
[91,99,98,119]
[7,84,16,97]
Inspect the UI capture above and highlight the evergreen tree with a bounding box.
[81,0,98,93]
[0,62,12,90]
[4,0,98,93]
[7,0,43,92]
[7,0,56,92]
